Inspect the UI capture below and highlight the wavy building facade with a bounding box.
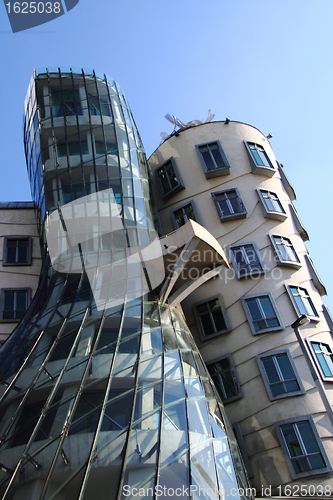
[149,121,333,494]
[0,69,250,500]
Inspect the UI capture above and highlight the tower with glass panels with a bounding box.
[0,69,251,500]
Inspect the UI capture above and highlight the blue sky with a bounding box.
[0,0,332,313]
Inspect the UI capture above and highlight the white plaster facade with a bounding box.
[0,203,41,345]
[149,121,333,494]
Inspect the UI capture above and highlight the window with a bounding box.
[242,293,283,335]
[310,341,333,381]
[257,350,304,400]
[1,289,30,322]
[3,237,31,266]
[207,355,241,403]
[270,235,301,268]
[194,296,230,340]
[229,243,264,278]
[257,189,287,221]
[171,201,198,229]
[212,188,247,222]
[52,89,82,117]
[195,141,230,178]
[88,95,112,116]
[286,285,318,319]
[245,141,275,176]
[156,158,185,199]
[275,416,331,479]
[58,140,89,157]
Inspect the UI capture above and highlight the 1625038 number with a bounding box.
[5,2,61,14]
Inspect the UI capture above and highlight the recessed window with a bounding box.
[286,285,319,319]
[156,158,185,199]
[172,201,198,229]
[1,289,30,322]
[242,293,283,335]
[212,188,247,222]
[88,95,112,116]
[257,350,304,400]
[257,189,287,221]
[275,416,331,479]
[52,89,82,117]
[3,237,31,266]
[310,341,333,381]
[270,235,301,268]
[229,242,264,278]
[196,141,230,178]
[207,354,241,403]
[58,140,89,157]
[95,141,116,155]
[194,296,230,340]
[245,142,275,176]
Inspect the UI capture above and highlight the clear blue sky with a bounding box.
[1,0,332,313]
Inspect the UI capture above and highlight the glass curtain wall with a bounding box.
[0,69,251,500]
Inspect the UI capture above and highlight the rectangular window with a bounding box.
[3,237,31,266]
[310,341,333,380]
[194,296,230,340]
[58,140,89,157]
[229,243,264,278]
[242,293,283,335]
[275,416,331,479]
[245,142,275,176]
[88,95,112,116]
[257,189,287,221]
[196,141,230,178]
[172,202,196,228]
[207,355,241,403]
[52,89,82,117]
[156,158,185,199]
[212,188,247,222]
[1,289,30,321]
[270,235,301,268]
[257,350,304,400]
[286,285,318,319]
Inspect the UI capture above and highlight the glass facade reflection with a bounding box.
[0,69,251,500]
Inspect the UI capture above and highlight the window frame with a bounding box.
[257,189,287,221]
[308,340,333,382]
[0,288,31,323]
[256,349,305,401]
[171,200,200,229]
[244,141,275,177]
[207,354,242,404]
[275,415,332,479]
[212,188,247,222]
[195,140,230,179]
[228,241,265,279]
[156,157,185,200]
[3,237,32,266]
[269,234,301,269]
[242,293,284,335]
[285,284,319,321]
[193,295,231,341]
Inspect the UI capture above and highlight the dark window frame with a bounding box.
[309,340,333,382]
[0,288,31,323]
[256,349,305,401]
[207,354,242,404]
[156,157,185,200]
[193,295,231,341]
[3,237,32,266]
[195,140,230,179]
[228,241,265,279]
[275,415,332,479]
[286,285,319,321]
[244,141,275,177]
[171,200,200,229]
[212,188,247,222]
[269,234,301,269]
[242,293,284,335]
[257,189,287,221]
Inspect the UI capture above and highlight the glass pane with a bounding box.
[276,354,294,381]
[271,382,285,396]
[246,299,262,322]
[202,150,215,170]
[297,422,319,454]
[308,454,325,470]
[262,357,280,384]
[157,455,190,500]
[259,297,275,319]
[211,149,224,168]
[163,401,187,431]
[187,398,210,436]
[281,425,302,457]
[293,457,310,473]
[211,308,226,331]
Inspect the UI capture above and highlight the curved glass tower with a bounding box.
[0,69,251,500]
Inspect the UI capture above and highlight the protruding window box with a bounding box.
[212,188,247,222]
[156,157,185,200]
[244,141,275,177]
[257,189,287,222]
[195,141,230,179]
[269,234,302,269]
[285,285,319,321]
[228,242,265,279]
[193,295,231,341]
